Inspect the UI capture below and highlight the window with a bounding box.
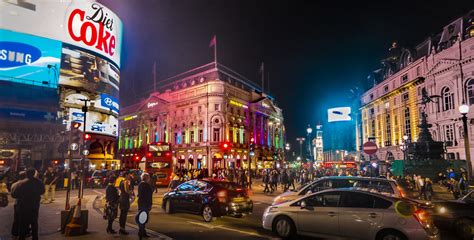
[402,92,409,101]
[442,87,454,111]
[466,79,474,105]
[416,66,421,76]
[401,74,408,83]
[371,120,376,137]
[214,104,220,111]
[229,129,234,142]
[198,129,204,142]
[386,114,391,146]
[213,128,220,142]
[198,106,202,113]
[174,133,178,144]
[404,108,411,138]
[304,193,341,207]
[370,94,374,100]
[445,124,454,142]
[341,192,373,208]
[384,85,389,93]
[177,182,194,191]
[369,108,374,116]
[182,131,186,144]
[181,109,184,115]
[189,108,193,114]
[190,131,195,143]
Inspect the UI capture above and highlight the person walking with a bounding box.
[42,166,58,203]
[105,177,119,234]
[11,168,45,240]
[137,173,153,238]
[263,170,270,193]
[118,172,132,235]
[425,178,434,201]
[10,171,26,238]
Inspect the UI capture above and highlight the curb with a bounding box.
[92,195,173,240]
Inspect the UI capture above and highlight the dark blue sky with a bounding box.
[100,0,473,146]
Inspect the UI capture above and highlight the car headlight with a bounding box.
[268,206,278,213]
[437,206,448,214]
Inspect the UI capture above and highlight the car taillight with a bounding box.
[217,190,227,203]
[397,186,406,198]
[413,208,437,235]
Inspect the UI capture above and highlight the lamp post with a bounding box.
[306,125,313,160]
[296,137,305,159]
[459,103,472,182]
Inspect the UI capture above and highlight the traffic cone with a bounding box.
[64,198,83,236]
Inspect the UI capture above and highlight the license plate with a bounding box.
[233,197,245,203]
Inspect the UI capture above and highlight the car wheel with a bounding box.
[454,218,474,240]
[165,200,173,214]
[202,205,213,222]
[273,216,295,239]
[377,230,407,240]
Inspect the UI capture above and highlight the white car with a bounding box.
[263,189,440,240]
[273,176,404,205]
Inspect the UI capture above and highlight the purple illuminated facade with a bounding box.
[118,63,285,173]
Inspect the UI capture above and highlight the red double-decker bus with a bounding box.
[138,142,173,186]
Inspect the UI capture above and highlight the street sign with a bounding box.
[82,149,89,156]
[70,142,79,151]
[363,141,378,155]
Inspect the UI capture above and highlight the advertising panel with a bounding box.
[0,29,62,88]
[59,44,119,98]
[328,107,352,122]
[97,93,119,114]
[0,107,56,122]
[0,0,122,67]
[68,108,118,137]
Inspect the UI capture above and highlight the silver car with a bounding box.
[263,189,439,240]
[273,176,404,205]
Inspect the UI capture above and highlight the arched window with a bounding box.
[442,87,454,111]
[466,79,474,105]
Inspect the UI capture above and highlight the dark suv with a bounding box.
[162,179,253,222]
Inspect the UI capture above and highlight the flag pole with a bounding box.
[214,36,217,68]
[261,62,264,93]
[153,61,157,92]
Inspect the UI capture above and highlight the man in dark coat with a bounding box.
[11,171,26,237]
[137,173,153,238]
[105,176,119,234]
[11,168,45,240]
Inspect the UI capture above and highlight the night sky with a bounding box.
[100,0,473,147]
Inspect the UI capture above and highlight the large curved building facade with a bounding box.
[0,0,123,172]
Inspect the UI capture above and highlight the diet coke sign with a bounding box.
[0,0,122,67]
[68,3,117,58]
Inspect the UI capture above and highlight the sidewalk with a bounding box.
[0,192,171,240]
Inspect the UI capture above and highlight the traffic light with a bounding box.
[220,142,231,152]
[70,122,82,150]
[84,133,91,141]
[72,122,81,130]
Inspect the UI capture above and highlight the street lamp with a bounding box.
[459,102,472,182]
[306,126,313,134]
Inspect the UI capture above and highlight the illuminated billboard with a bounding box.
[328,107,352,122]
[68,108,118,137]
[0,0,123,67]
[59,44,119,98]
[0,29,62,88]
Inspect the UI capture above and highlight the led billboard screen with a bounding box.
[68,108,118,137]
[0,29,62,88]
[328,107,352,122]
[59,44,119,98]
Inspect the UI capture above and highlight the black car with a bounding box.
[162,179,253,222]
[87,170,108,188]
[431,190,474,240]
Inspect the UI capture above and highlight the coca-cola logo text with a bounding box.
[68,3,116,57]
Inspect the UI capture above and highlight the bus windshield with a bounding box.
[149,144,170,152]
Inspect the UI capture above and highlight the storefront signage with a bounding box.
[147,102,159,108]
[229,100,248,109]
[176,100,198,108]
[123,115,137,121]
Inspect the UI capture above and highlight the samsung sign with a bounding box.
[0,30,62,88]
[328,107,352,122]
[0,0,122,67]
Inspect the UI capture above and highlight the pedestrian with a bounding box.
[118,172,132,235]
[425,178,433,201]
[10,171,26,238]
[42,166,58,203]
[137,173,153,238]
[151,173,158,193]
[11,168,45,240]
[105,176,119,234]
[418,175,426,200]
[263,170,270,193]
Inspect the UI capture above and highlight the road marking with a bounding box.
[186,221,268,238]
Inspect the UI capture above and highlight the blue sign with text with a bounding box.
[0,29,62,88]
[100,93,119,113]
